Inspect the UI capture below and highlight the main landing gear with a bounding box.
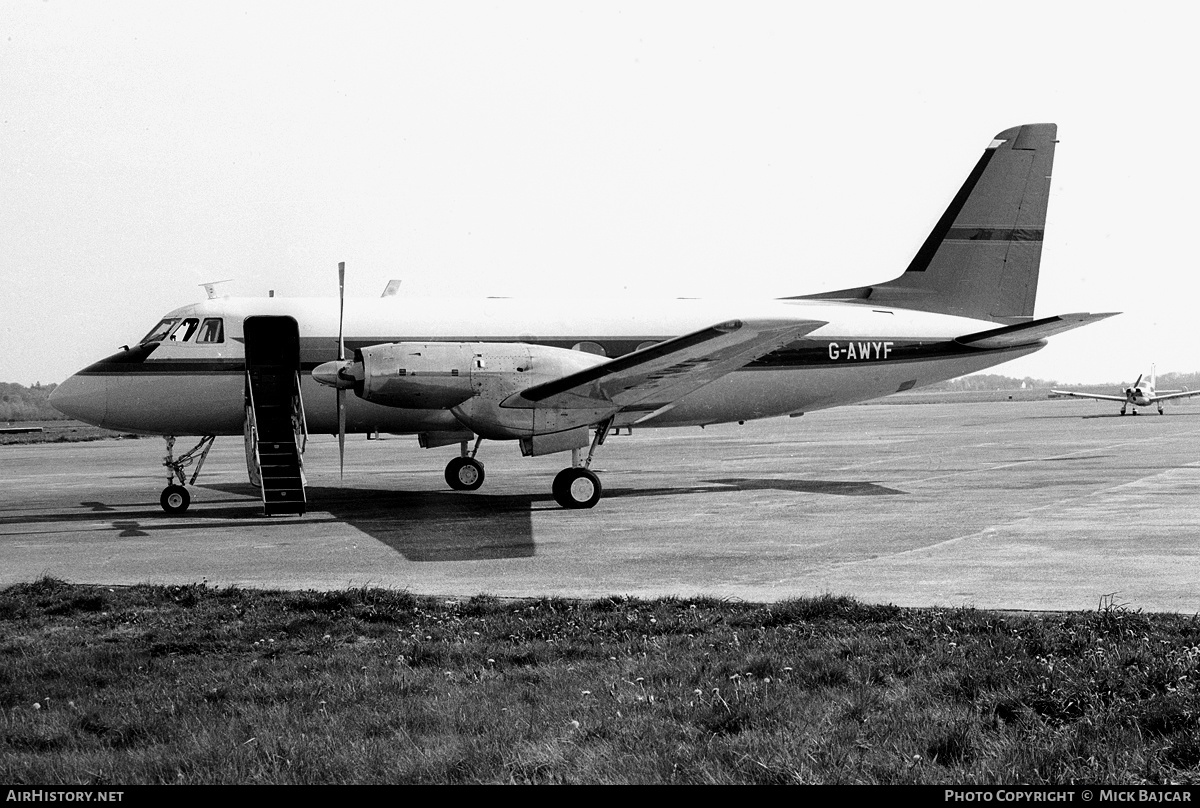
[553,465,602,509]
[160,435,216,513]
[439,423,612,509]
[552,420,612,510]
[445,436,485,491]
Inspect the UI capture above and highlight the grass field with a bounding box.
[0,421,138,445]
[3,579,1200,785]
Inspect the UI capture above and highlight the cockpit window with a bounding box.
[168,318,200,342]
[140,318,178,344]
[196,318,224,343]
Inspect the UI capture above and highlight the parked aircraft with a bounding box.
[1052,366,1199,415]
[51,123,1115,513]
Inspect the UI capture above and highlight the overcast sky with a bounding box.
[3,1,1197,387]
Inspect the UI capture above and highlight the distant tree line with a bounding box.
[1042,371,1200,392]
[922,374,1054,392]
[0,382,69,422]
[904,371,1199,393]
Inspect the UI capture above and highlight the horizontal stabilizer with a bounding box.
[954,312,1118,350]
[506,318,826,410]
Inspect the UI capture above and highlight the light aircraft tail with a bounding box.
[797,123,1058,324]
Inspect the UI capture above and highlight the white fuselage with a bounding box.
[51,294,1043,437]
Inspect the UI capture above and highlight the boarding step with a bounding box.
[262,487,306,515]
[254,429,306,516]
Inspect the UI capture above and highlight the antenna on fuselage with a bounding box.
[199,279,234,300]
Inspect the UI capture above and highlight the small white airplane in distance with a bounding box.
[1052,366,1200,415]
[51,122,1117,513]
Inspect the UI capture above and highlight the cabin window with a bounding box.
[571,341,607,357]
[196,318,225,343]
[140,318,178,344]
[168,318,200,342]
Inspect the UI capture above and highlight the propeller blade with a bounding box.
[337,261,347,481]
[337,261,346,362]
[338,388,346,481]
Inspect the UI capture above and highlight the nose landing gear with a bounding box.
[160,435,216,513]
[161,484,190,514]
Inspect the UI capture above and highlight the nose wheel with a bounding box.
[160,485,191,513]
[159,435,215,513]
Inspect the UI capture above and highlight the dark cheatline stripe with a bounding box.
[944,227,1043,242]
[902,147,997,274]
[72,328,1037,382]
[746,338,1036,368]
[78,361,246,376]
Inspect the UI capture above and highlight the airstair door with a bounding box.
[243,316,307,516]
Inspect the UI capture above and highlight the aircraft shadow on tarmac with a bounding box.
[606,478,906,498]
[208,483,543,563]
[6,476,905,564]
[1079,413,1200,420]
[1031,410,1200,421]
[289,478,902,558]
[217,477,905,558]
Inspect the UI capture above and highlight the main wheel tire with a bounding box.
[445,457,485,491]
[160,485,191,513]
[552,467,602,509]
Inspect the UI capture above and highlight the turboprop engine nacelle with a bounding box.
[315,341,613,439]
[353,342,478,409]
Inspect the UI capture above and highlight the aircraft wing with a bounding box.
[1152,389,1200,403]
[504,318,826,412]
[954,312,1119,349]
[1050,390,1128,402]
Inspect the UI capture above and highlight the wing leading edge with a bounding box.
[504,318,827,412]
[1151,390,1200,403]
[1050,390,1128,402]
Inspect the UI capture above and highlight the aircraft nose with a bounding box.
[49,373,109,426]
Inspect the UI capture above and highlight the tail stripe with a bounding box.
[903,149,997,274]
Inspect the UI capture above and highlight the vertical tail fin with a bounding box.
[798,123,1057,323]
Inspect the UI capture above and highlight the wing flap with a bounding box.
[955,312,1119,349]
[506,318,826,410]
